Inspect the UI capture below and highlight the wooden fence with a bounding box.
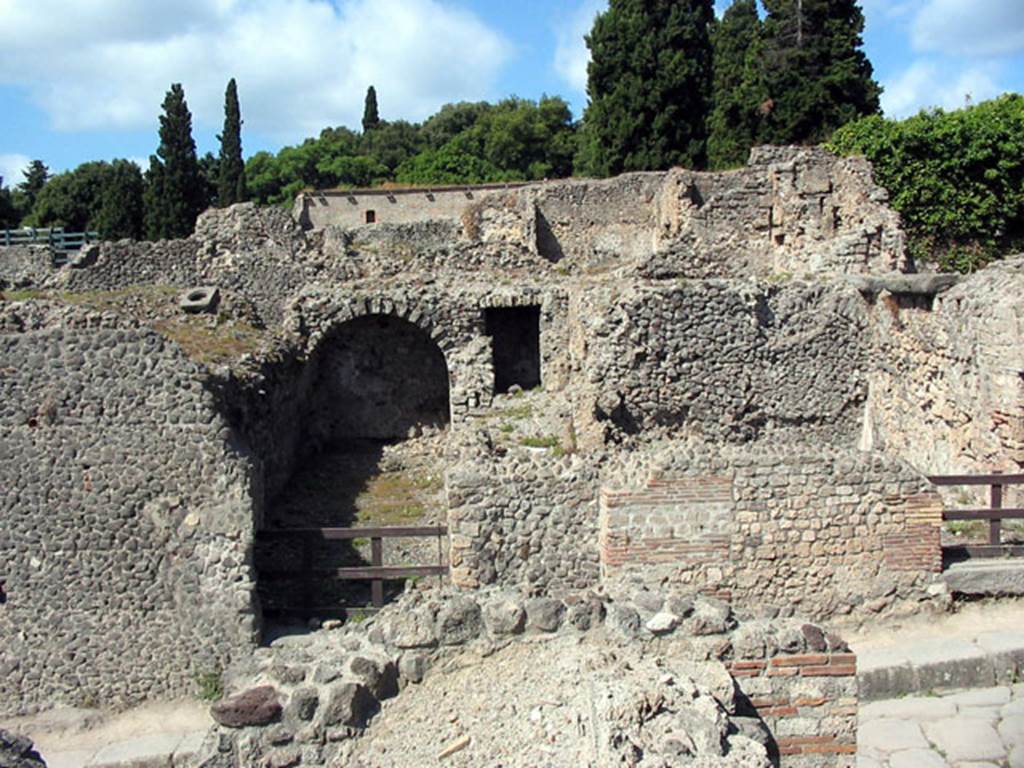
[929,472,1024,560]
[258,525,448,614]
[1,228,99,260]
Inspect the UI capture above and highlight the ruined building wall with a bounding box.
[572,281,871,447]
[599,443,942,620]
[468,147,906,280]
[294,184,528,231]
[865,257,1024,479]
[0,302,258,716]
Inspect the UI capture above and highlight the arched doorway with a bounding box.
[257,313,451,624]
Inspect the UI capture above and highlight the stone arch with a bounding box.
[304,310,452,444]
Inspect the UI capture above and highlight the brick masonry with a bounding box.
[598,446,946,618]
[728,650,858,767]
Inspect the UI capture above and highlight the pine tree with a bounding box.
[17,160,49,213]
[707,0,767,169]
[759,0,880,144]
[362,86,381,133]
[577,0,715,176]
[217,78,247,206]
[145,83,205,239]
[97,160,145,240]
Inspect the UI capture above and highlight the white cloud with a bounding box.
[911,0,1024,57]
[0,0,511,141]
[553,0,606,95]
[882,60,1004,118]
[0,154,31,189]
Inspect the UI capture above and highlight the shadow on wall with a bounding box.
[253,313,452,625]
[304,314,451,445]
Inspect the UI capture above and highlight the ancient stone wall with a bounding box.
[446,438,602,591]
[294,184,528,231]
[0,302,259,716]
[865,257,1024,483]
[598,442,943,619]
[572,281,871,447]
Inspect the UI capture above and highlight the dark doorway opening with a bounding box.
[365,209,376,224]
[255,314,450,632]
[486,305,541,394]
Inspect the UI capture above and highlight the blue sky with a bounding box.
[1,0,1022,185]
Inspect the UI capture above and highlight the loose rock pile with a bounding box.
[196,586,844,767]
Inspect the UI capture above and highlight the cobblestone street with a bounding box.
[859,684,1024,767]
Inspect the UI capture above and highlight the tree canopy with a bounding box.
[577,0,715,175]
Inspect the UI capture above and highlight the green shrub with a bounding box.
[828,94,1024,272]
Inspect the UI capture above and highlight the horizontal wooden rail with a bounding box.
[258,524,448,610]
[263,565,447,579]
[929,473,1024,486]
[259,525,447,539]
[944,508,1024,520]
[930,471,1021,552]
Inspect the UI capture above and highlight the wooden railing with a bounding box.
[929,472,1024,559]
[2,228,99,259]
[258,525,448,612]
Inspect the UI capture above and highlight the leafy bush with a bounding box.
[828,95,1024,272]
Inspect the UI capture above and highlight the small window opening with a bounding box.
[365,210,376,224]
[485,306,541,394]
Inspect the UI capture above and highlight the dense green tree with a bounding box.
[829,95,1024,272]
[199,152,220,209]
[359,120,423,174]
[143,156,167,240]
[25,161,110,232]
[362,86,381,133]
[707,0,766,169]
[420,101,493,149]
[395,134,507,185]
[758,0,880,144]
[96,160,145,240]
[17,160,49,215]
[0,183,19,229]
[577,0,714,176]
[217,78,247,206]
[145,83,205,239]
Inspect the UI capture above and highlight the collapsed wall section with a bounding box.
[0,302,258,716]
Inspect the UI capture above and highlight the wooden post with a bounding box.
[991,470,1003,546]
[302,534,314,617]
[371,537,384,608]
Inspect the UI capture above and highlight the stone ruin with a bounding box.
[1,146,1022,766]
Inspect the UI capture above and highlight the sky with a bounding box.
[1,0,1023,186]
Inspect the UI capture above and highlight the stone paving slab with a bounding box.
[859,683,1024,768]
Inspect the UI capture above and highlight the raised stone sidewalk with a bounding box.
[850,600,1024,702]
[0,701,209,768]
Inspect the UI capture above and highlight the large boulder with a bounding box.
[0,729,47,768]
[211,686,283,728]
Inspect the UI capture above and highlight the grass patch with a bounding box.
[154,316,265,366]
[354,471,431,526]
[195,670,223,702]
[519,435,560,450]
[0,288,48,301]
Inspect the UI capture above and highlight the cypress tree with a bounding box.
[217,78,247,206]
[707,0,767,169]
[145,83,204,239]
[759,0,880,144]
[577,0,715,176]
[362,86,381,133]
[143,155,167,240]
